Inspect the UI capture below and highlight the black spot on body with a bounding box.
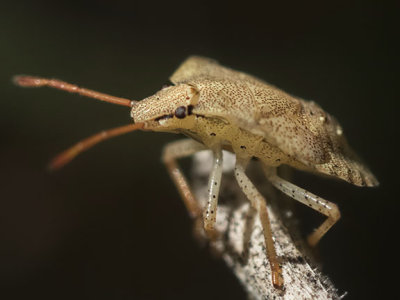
[210,132,216,136]
[240,145,246,149]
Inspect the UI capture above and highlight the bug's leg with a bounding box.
[203,145,223,240]
[264,167,341,247]
[162,139,207,232]
[234,158,284,289]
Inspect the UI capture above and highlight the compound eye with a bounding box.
[174,106,186,119]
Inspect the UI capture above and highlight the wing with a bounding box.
[253,93,378,187]
[242,79,378,187]
[250,86,332,165]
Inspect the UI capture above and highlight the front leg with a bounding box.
[162,139,223,240]
[162,139,206,221]
[203,145,223,239]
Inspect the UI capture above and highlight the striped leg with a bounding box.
[264,167,341,246]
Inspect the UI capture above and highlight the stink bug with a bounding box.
[14,56,378,289]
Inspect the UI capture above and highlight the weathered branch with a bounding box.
[191,151,340,300]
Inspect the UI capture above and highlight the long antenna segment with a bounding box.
[13,75,135,107]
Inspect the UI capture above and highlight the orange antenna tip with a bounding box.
[13,75,45,87]
[48,147,80,171]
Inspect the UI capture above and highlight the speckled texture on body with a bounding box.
[166,56,378,187]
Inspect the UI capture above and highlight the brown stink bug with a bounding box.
[14,56,378,289]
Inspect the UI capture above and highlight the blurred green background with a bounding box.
[1,1,397,299]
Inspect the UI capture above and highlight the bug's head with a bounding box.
[131,84,199,132]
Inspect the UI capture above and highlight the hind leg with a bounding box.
[264,167,341,246]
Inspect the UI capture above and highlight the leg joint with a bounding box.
[329,203,341,221]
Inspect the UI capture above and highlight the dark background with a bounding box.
[1,1,397,299]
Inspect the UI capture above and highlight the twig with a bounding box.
[191,151,340,300]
